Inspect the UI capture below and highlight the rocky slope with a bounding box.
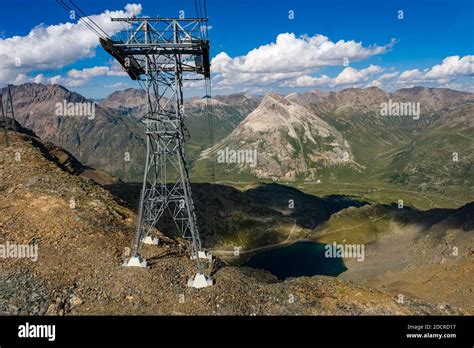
[386,105,474,198]
[1,83,147,181]
[182,94,260,164]
[196,93,356,180]
[313,202,474,313]
[295,86,472,115]
[302,87,474,197]
[0,130,460,315]
[98,88,147,119]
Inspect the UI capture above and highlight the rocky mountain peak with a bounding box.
[200,89,355,180]
[2,83,86,105]
[100,88,146,110]
[262,92,291,106]
[186,97,228,107]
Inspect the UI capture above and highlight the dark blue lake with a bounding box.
[244,241,347,280]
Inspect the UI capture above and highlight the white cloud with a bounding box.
[399,69,423,81]
[377,55,474,90]
[12,73,63,85]
[289,65,384,87]
[12,74,29,85]
[438,82,474,93]
[365,55,474,92]
[285,55,474,92]
[212,33,396,88]
[291,74,331,87]
[104,82,129,89]
[49,75,62,84]
[397,56,473,83]
[210,30,472,93]
[333,65,384,85]
[68,66,125,79]
[369,79,382,87]
[64,64,128,86]
[0,3,142,85]
[377,72,399,81]
[424,55,474,80]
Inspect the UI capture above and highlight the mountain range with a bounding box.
[2,83,472,199]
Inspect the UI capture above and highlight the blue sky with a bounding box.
[0,0,472,98]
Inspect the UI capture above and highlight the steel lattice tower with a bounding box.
[1,86,17,147]
[101,16,212,288]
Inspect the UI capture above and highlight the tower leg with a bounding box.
[1,96,9,147]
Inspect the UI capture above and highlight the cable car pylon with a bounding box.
[56,0,214,288]
[100,15,213,288]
